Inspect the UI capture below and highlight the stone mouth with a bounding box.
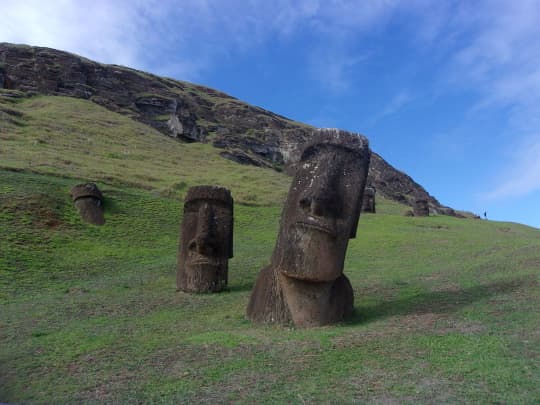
[187,253,220,267]
[280,271,336,283]
[295,217,336,237]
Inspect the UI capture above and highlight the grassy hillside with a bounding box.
[1,91,539,403]
[0,92,290,205]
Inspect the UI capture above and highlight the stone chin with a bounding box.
[180,255,227,292]
[183,261,225,292]
[277,221,347,283]
[277,272,354,328]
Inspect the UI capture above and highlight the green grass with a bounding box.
[1,93,539,403]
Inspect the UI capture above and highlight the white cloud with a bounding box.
[1,0,148,67]
[1,0,232,79]
[1,0,405,85]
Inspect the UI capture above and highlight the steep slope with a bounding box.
[1,42,452,213]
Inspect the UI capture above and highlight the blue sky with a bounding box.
[3,0,540,228]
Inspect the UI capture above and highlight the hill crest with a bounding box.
[0,42,458,215]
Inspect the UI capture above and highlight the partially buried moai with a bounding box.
[413,198,429,216]
[177,186,233,293]
[362,186,376,213]
[247,129,371,327]
[70,183,105,225]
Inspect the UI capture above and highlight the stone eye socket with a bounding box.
[299,197,311,212]
[185,199,213,212]
[185,199,230,212]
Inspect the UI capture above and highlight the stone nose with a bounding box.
[299,169,340,217]
[188,203,217,255]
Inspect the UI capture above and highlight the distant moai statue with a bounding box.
[247,129,371,327]
[177,186,233,293]
[362,186,376,213]
[413,198,429,216]
[70,183,105,225]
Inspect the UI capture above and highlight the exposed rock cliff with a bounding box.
[1,42,454,213]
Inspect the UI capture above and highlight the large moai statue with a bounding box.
[177,186,233,293]
[70,183,105,225]
[247,129,371,327]
[362,186,376,213]
[413,198,429,216]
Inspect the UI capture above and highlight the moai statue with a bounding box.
[413,198,429,216]
[70,183,105,225]
[177,186,233,293]
[362,186,376,213]
[247,129,371,327]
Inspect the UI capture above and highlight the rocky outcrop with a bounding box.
[368,153,443,211]
[0,42,453,214]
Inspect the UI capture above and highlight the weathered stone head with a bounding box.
[177,186,233,293]
[413,198,429,216]
[70,183,105,225]
[247,129,371,327]
[362,186,376,213]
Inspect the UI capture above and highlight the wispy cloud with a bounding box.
[452,1,540,106]
[445,1,540,199]
[307,48,366,93]
[368,90,415,125]
[483,136,540,200]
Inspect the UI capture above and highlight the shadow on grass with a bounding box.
[227,282,255,293]
[102,196,122,214]
[348,277,529,325]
